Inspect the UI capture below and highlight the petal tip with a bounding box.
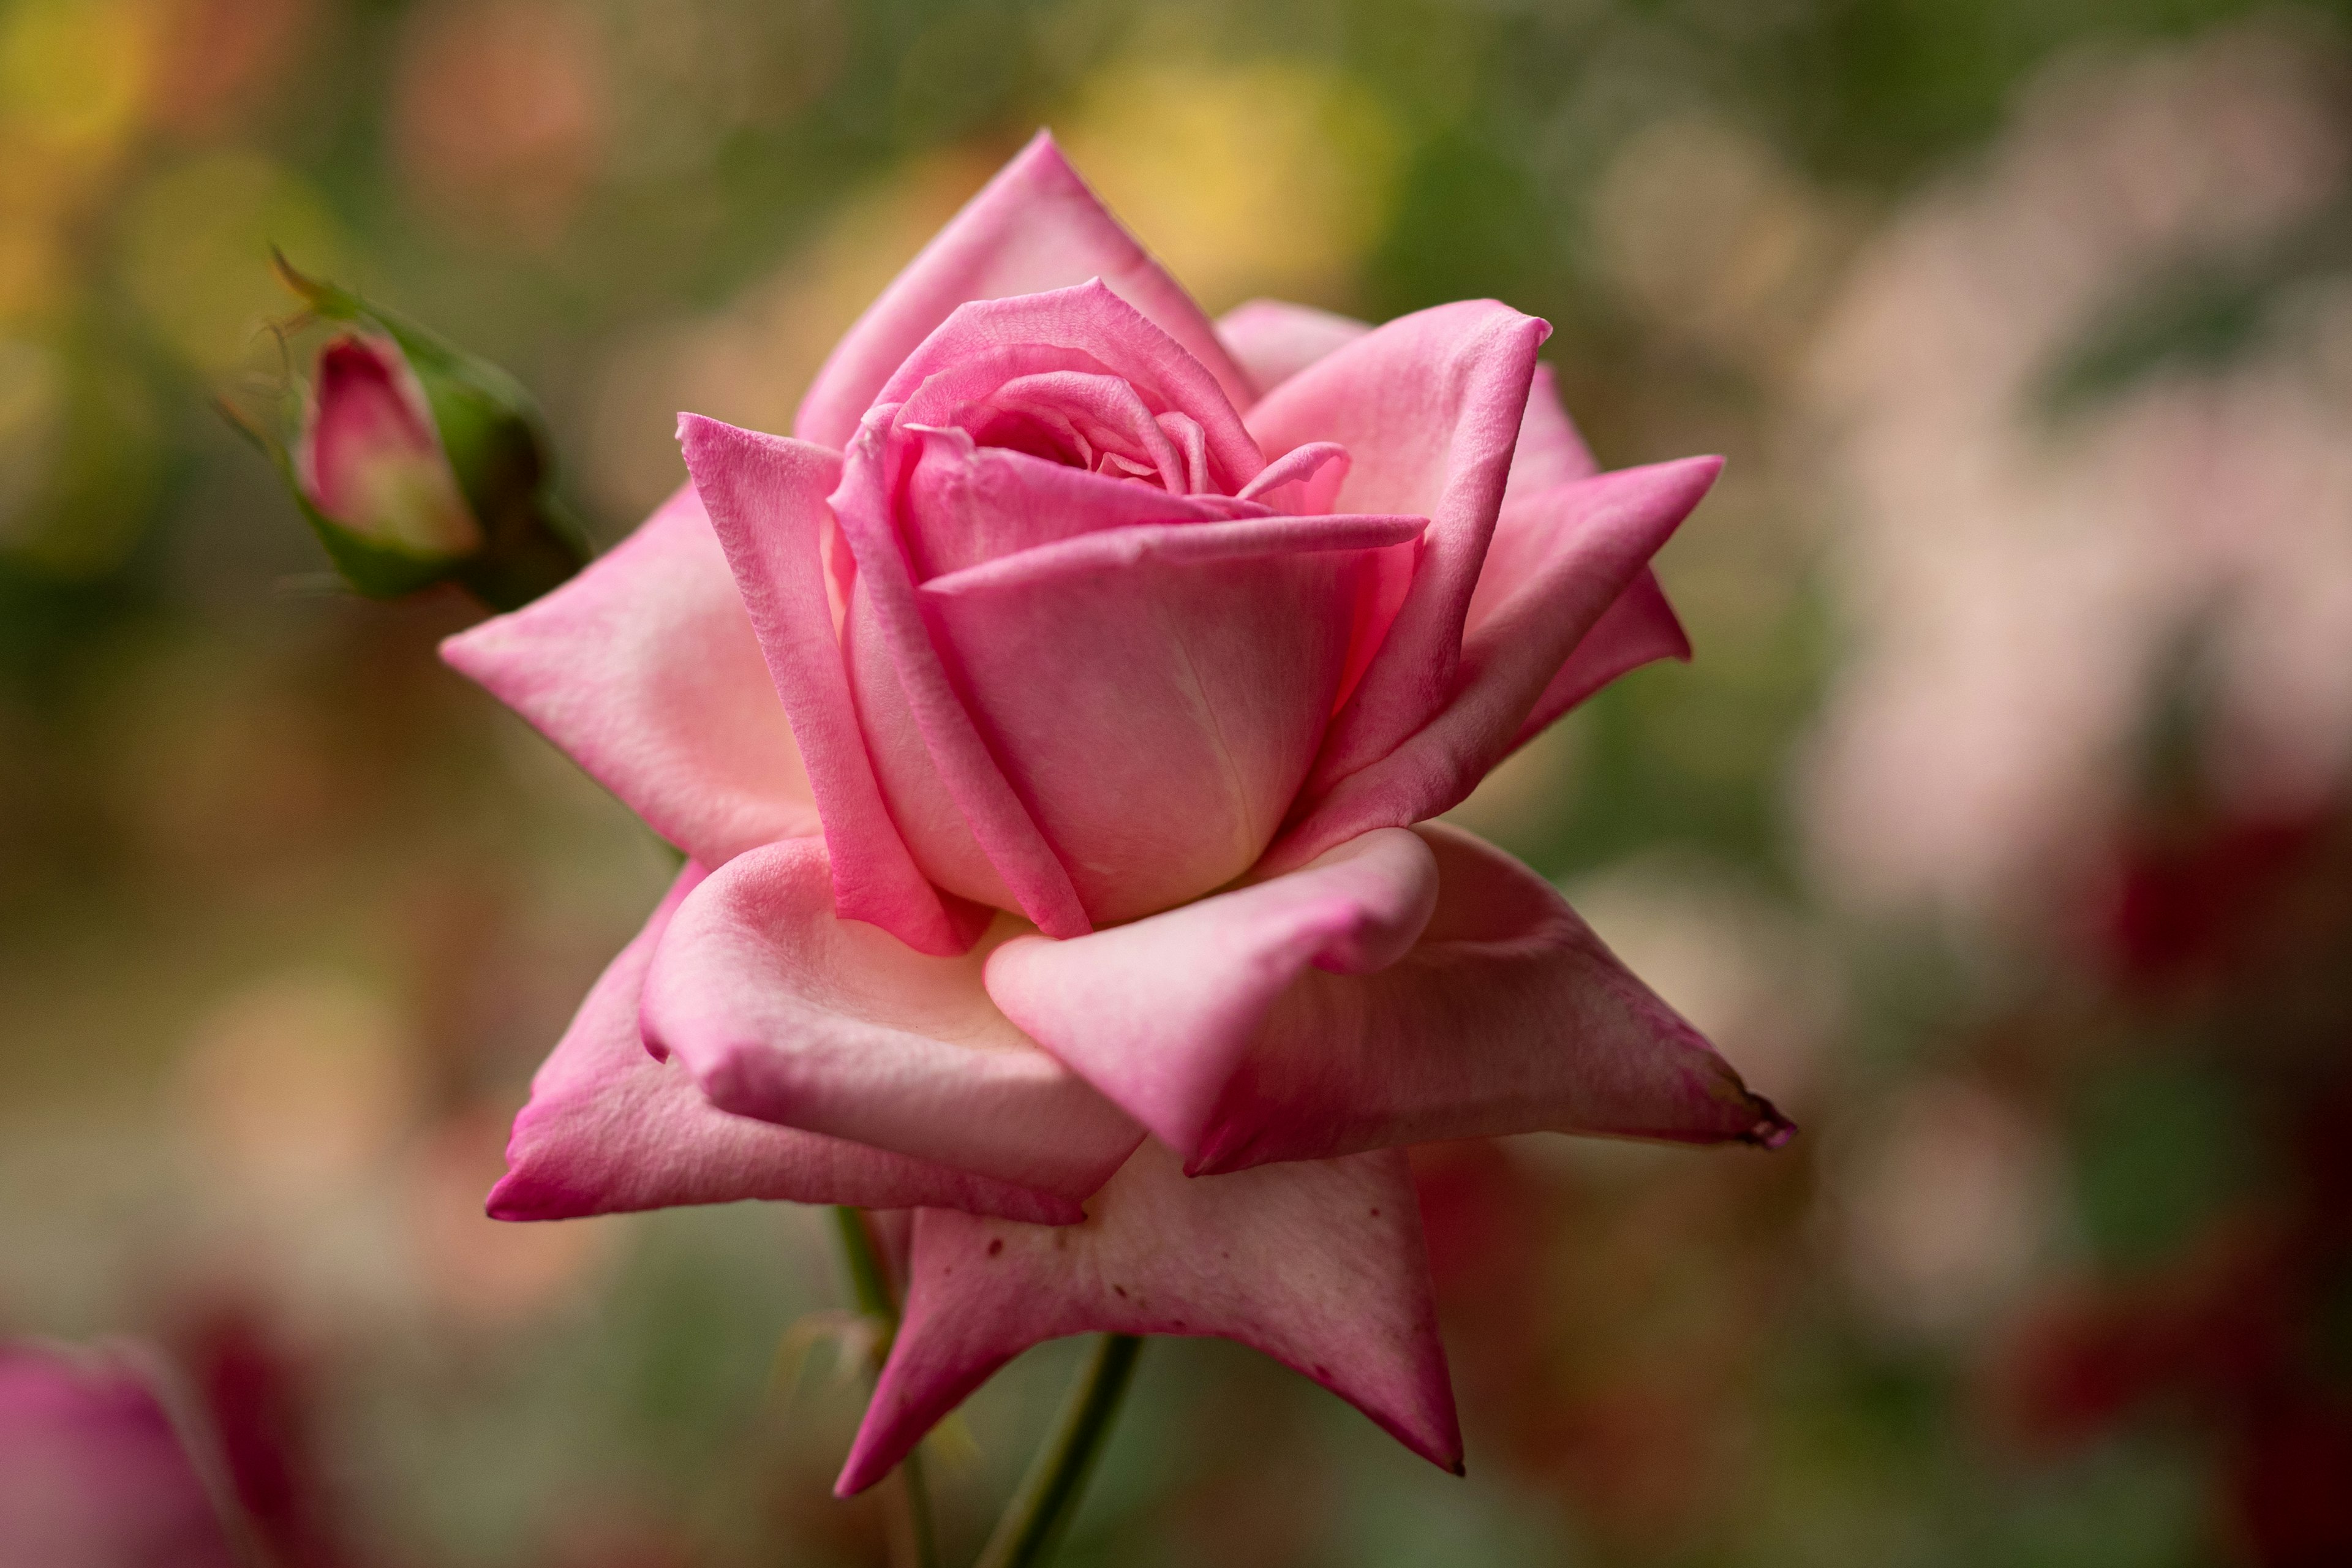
[436,624,489,677]
[1744,1096,1799,1151]
[832,1442,894,1498]
[483,1170,553,1222]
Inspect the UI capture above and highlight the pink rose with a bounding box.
[447,133,1790,1491]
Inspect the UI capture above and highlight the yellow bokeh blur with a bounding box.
[1058,58,1402,312]
[118,151,345,371]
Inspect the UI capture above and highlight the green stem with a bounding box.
[829,1204,897,1323]
[829,1206,940,1568]
[974,1335,1144,1568]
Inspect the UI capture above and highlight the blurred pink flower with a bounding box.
[299,334,481,560]
[1801,22,2352,924]
[445,132,1789,1491]
[0,1342,244,1568]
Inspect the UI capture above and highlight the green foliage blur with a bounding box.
[5,0,2351,1565]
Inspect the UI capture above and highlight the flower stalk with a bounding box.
[830,1206,940,1568]
[973,1335,1143,1568]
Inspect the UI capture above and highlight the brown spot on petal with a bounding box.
[987,1238,1005,1257]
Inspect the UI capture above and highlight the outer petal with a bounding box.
[835,1140,1458,1494]
[1469,365,1683,747]
[677,415,987,957]
[1268,457,1719,872]
[1217,304,1600,502]
[856,513,1422,925]
[639,837,1143,1203]
[795,132,1253,448]
[1215,298,1371,398]
[985,829,1441,1155]
[1502,363,1599,500]
[1245,301,1551,797]
[489,864,1079,1226]
[441,483,818,867]
[1514,568,1691,748]
[990,824,1792,1176]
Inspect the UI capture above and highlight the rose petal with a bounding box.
[1513,567,1691,748]
[880,281,1261,492]
[857,514,1422,925]
[918,510,1423,596]
[1269,457,1719,872]
[676,415,989,957]
[1218,302,1597,507]
[835,1140,1458,1494]
[489,864,1078,1225]
[440,483,820,868]
[796,134,1253,448]
[639,837,1143,1202]
[986,829,1439,1153]
[830,409,1094,938]
[1502,363,1599,500]
[1245,301,1551,797]
[1215,298,1371,398]
[899,428,1243,581]
[1237,439,1350,510]
[990,823,1792,1175]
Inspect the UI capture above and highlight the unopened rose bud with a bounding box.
[301,333,484,560]
[228,253,588,609]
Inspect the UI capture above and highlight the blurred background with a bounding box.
[4,0,2351,1562]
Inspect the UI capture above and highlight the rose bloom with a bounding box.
[447,134,1789,1491]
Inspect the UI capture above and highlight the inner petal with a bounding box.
[989,370,1187,492]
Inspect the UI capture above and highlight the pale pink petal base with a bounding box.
[490,864,1078,1225]
[837,1140,1458,1494]
[641,838,1143,1202]
[441,484,818,868]
[990,824,1792,1175]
